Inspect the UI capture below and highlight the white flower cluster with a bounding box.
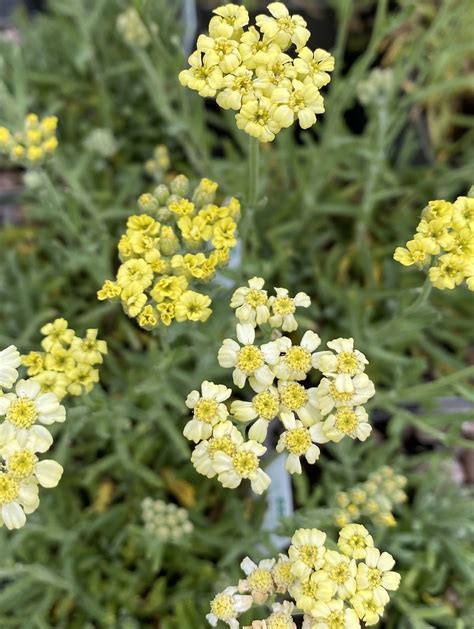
[0,346,65,530]
[141,497,193,541]
[207,524,401,628]
[183,278,376,495]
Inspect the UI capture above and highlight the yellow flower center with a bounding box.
[6,398,39,429]
[336,351,358,374]
[367,567,382,588]
[194,399,219,423]
[233,450,259,476]
[195,67,212,80]
[277,16,295,32]
[327,611,344,629]
[272,296,295,315]
[268,614,293,629]
[236,345,264,374]
[310,60,323,72]
[299,544,321,567]
[256,107,271,125]
[329,382,353,403]
[248,567,273,592]
[245,288,267,308]
[7,450,37,479]
[330,562,349,584]
[348,534,366,550]
[281,383,308,410]
[334,408,358,434]
[289,91,306,111]
[286,346,311,372]
[0,474,19,504]
[210,593,234,621]
[215,41,234,58]
[366,600,380,614]
[208,436,236,458]
[272,561,293,588]
[301,578,318,598]
[252,391,279,420]
[284,427,311,455]
[234,75,253,93]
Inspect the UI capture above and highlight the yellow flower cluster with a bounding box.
[21,318,107,401]
[179,2,334,142]
[207,524,400,628]
[97,174,240,329]
[141,497,193,541]
[184,278,375,495]
[334,466,408,529]
[394,195,474,291]
[144,144,171,180]
[0,113,58,165]
[0,345,65,530]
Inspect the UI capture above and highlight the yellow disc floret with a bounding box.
[6,399,38,429]
[0,474,20,504]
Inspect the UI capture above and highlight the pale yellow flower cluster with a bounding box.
[141,497,193,541]
[183,278,375,495]
[179,2,334,142]
[98,175,240,329]
[334,466,408,529]
[394,196,474,291]
[0,113,58,165]
[0,346,65,530]
[21,318,107,401]
[208,524,400,628]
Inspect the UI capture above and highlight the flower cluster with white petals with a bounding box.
[183,278,376,494]
[0,346,65,530]
[208,525,400,628]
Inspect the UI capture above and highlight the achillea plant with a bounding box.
[21,318,107,400]
[0,346,64,530]
[183,278,375,494]
[98,174,241,329]
[394,195,474,291]
[179,2,334,141]
[0,113,58,165]
[207,524,400,627]
[334,466,408,528]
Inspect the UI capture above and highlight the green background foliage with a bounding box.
[0,0,473,626]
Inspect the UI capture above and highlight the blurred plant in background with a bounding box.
[0,0,472,627]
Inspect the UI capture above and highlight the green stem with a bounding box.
[241,136,260,276]
[248,135,260,208]
[407,276,433,312]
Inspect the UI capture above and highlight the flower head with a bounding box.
[207,586,253,628]
[184,381,232,442]
[180,2,333,140]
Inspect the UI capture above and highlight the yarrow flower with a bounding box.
[333,466,408,529]
[394,195,474,291]
[21,318,107,400]
[0,113,59,165]
[0,346,65,530]
[183,277,375,493]
[141,497,193,541]
[207,524,400,627]
[98,173,240,328]
[179,3,335,141]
